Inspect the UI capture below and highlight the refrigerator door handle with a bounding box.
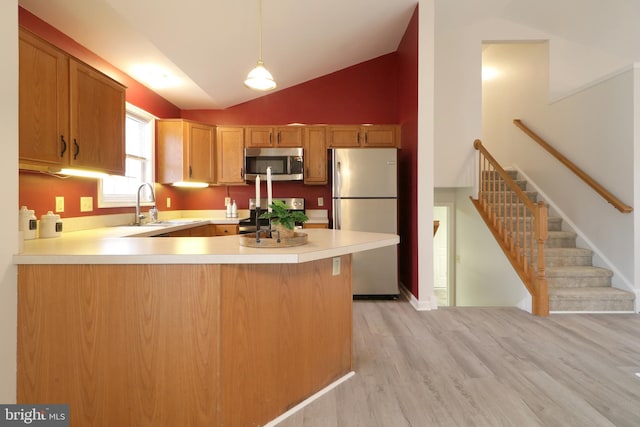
[335,160,342,230]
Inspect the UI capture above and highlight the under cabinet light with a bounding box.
[56,168,109,179]
[172,182,209,188]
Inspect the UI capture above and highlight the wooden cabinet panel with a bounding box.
[326,126,361,148]
[303,223,329,229]
[245,126,273,147]
[19,28,126,175]
[362,125,398,147]
[326,125,399,148]
[69,59,125,174]
[18,264,222,427]
[303,126,327,184]
[187,122,215,182]
[19,29,69,167]
[157,119,215,184]
[214,224,239,236]
[216,126,245,184]
[275,127,303,147]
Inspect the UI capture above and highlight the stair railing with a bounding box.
[471,139,549,317]
[513,119,632,213]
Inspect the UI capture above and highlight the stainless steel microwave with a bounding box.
[244,147,304,181]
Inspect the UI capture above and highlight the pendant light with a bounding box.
[244,0,277,91]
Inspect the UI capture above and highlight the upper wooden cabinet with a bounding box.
[303,127,327,185]
[19,29,126,175]
[245,126,303,147]
[326,125,399,148]
[157,119,215,184]
[216,127,245,185]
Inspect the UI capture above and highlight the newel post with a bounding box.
[534,201,549,316]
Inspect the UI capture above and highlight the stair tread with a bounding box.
[546,266,612,277]
[545,247,592,255]
[549,287,635,300]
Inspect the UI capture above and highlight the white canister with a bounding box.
[19,206,37,240]
[40,211,63,238]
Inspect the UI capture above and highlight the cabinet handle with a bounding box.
[305,167,309,177]
[277,131,281,144]
[269,132,273,145]
[189,166,193,178]
[365,132,368,144]
[357,132,361,145]
[73,139,80,159]
[240,167,244,178]
[60,135,67,157]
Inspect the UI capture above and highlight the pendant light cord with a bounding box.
[258,0,263,62]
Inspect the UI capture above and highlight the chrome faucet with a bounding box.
[135,182,156,226]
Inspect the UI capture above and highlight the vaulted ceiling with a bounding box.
[19,0,418,110]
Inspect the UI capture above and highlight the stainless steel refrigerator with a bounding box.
[332,148,398,297]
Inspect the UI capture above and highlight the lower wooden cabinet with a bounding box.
[166,224,238,237]
[303,223,329,229]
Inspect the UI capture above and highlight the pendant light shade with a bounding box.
[245,0,276,91]
[245,60,277,91]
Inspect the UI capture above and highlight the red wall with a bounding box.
[397,6,419,297]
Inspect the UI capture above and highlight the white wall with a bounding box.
[483,41,637,291]
[435,188,528,307]
[432,1,638,188]
[1,0,18,402]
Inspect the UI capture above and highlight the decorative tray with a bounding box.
[239,232,308,248]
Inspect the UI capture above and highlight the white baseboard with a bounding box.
[400,285,438,311]
[264,371,356,426]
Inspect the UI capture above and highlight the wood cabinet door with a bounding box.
[303,127,327,184]
[187,122,215,182]
[326,126,361,147]
[215,224,239,236]
[363,125,398,147]
[69,59,125,175]
[216,127,245,184]
[18,29,69,167]
[275,127,303,147]
[245,127,274,147]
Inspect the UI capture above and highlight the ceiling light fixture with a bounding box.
[244,0,276,91]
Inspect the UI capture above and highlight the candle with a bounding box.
[266,166,272,212]
[255,175,260,208]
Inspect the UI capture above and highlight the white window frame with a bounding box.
[98,103,156,208]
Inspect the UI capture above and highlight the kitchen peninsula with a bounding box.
[14,226,398,427]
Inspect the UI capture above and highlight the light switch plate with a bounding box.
[224,197,231,206]
[55,196,64,213]
[80,196,93,212]
[166,197,171,208]
[318,197,324,207]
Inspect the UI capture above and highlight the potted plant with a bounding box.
[259,199,309,238]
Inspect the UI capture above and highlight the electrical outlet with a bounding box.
[318,197,324,207]
[55,196,64,213]
[332,257,341,276]
[166,197,171,208]
[224,197,231,206]
[80,196,93,212]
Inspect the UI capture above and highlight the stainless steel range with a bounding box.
[238,197,305,234]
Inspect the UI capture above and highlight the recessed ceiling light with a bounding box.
[130,64,181,89]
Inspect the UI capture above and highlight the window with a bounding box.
[99,104,155,208]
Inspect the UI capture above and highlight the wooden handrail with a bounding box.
[471,139,549,316]
[513,119,632,213]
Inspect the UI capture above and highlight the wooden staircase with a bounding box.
[489,169,634,313]
[471,139,635,315]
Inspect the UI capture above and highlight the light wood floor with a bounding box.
[277,299,640,426]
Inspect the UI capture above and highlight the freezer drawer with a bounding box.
[333,198,397,234]
[352,245,398,296]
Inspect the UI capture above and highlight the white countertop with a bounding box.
[14,218,399,265]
